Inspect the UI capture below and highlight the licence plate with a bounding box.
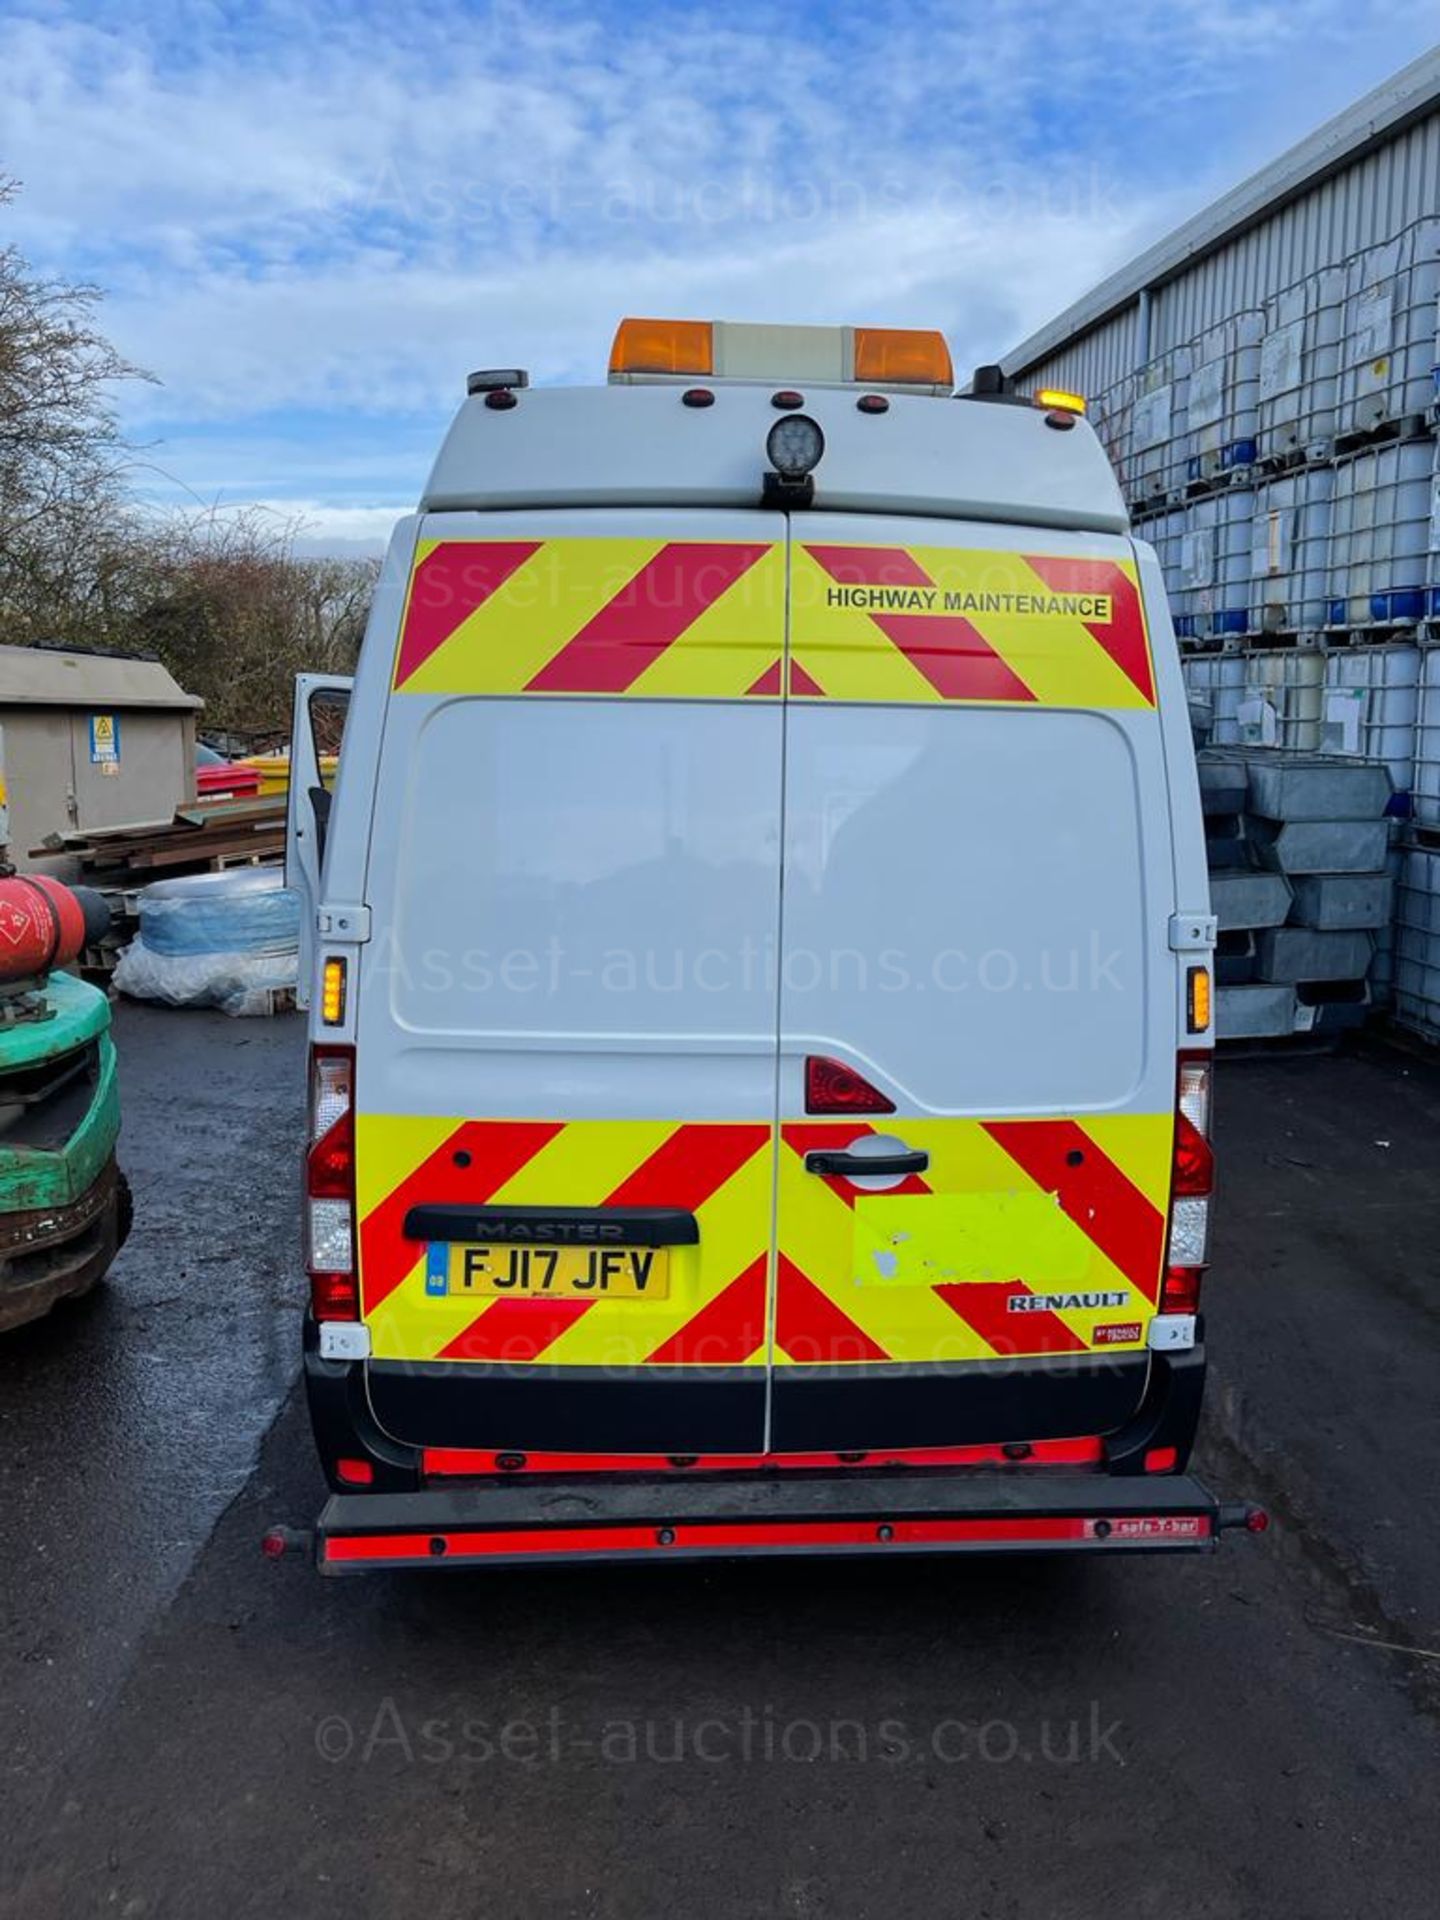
[430,1243,670,1300]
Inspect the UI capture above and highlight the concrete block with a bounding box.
[1197,754,1247,818]
[1249,818,1390,874]
[1211,871,1293,931]
[1215,930,1258,985]
[1217,983,1297,1039]
[1295,983,1371,1036]
[1256,926,1374,982]
[1244,754,1392,822]
[1207,833,1249,871]
[1287,874,1394,931]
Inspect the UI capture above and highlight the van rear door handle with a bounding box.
[804,1149,929,1178]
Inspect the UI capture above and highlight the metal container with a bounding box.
[1255,926,1374,981]
[1249,817,1391,873]
[1181,652,1247,744]
[1326,439,1435,627]
[1196,751,1249,815]
[1320,642,1421,792]
[1216,982,1297,1039]
[1187,313,1264,480]
[1239,650,1325,751]
[1394,843,1440,1041]
[1130,351,1187,501]
[1090,376,1133,498]
[1251,466,1333,633]
[1210,871,1293,931]
[1335,218,1440,439]
[1413,642,1440,827]
[1215,484,1256,636]
[1368,843,1408,1005]
[1174,495,1219,640]
[1287,873,1394,929]
[1244,753,1392,821]
[1257,266,1347,462]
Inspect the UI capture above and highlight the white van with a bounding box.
[283,321,1264,1572]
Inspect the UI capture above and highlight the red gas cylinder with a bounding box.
[0,876,93,986]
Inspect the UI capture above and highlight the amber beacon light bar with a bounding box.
[608,318,955,394]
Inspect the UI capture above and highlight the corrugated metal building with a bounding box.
[996,49,1440,1045]
[0,646,201,873]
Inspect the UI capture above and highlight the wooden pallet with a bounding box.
[33,796,286,883]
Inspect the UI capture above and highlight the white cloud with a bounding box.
[2,0,1434,512]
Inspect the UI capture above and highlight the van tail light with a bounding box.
[307,1044,357,1321]
[1163,1052,1213,1313]
[805,1055,896,1115]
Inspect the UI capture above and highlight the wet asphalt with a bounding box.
[1,1003,1437,1918]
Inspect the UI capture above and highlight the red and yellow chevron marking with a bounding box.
[355,1109,1172,1371]
[775,1113,1172,1363]
[355,1115,774,1366]
[789,543,1155,708]
[392,538,786,699]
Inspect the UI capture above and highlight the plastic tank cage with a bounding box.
[1394,845,1440,1043]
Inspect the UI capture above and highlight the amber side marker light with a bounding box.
[1187,965,1211,1035]
[321,956,347,1026]
[1034,387,1087,415]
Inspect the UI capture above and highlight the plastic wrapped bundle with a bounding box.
[113,868,300,1017]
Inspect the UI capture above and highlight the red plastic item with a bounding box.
[0,876,89,985]
[196,761,261,800]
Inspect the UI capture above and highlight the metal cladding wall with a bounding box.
[1003,51,1440,410]
[997,49,1440,1042]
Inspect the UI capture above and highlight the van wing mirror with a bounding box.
[285,674,353,1010]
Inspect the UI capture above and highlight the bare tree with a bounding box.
[0,182,380,724]
[126,508,379,732]
[0,176,152,640]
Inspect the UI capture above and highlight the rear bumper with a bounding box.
[0,1157,122,1335]
[360,1349,1157,1455]
[310,1468,1260,1574]
[303,1322,1208,1492]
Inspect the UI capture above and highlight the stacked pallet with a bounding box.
[1199,749,1393,1040]
[32,795,286,883]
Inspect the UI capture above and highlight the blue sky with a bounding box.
[1,0,1436,552]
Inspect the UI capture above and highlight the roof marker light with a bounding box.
[467,368,529,394]
[1035,388,1086,415]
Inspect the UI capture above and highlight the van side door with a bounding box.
[284,673,353,1010]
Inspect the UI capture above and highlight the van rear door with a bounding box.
[770,517,1177,1451]
[355,509,788,1454]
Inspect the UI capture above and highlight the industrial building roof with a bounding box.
[0,645,202,711]
[1002,44,1440,377]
